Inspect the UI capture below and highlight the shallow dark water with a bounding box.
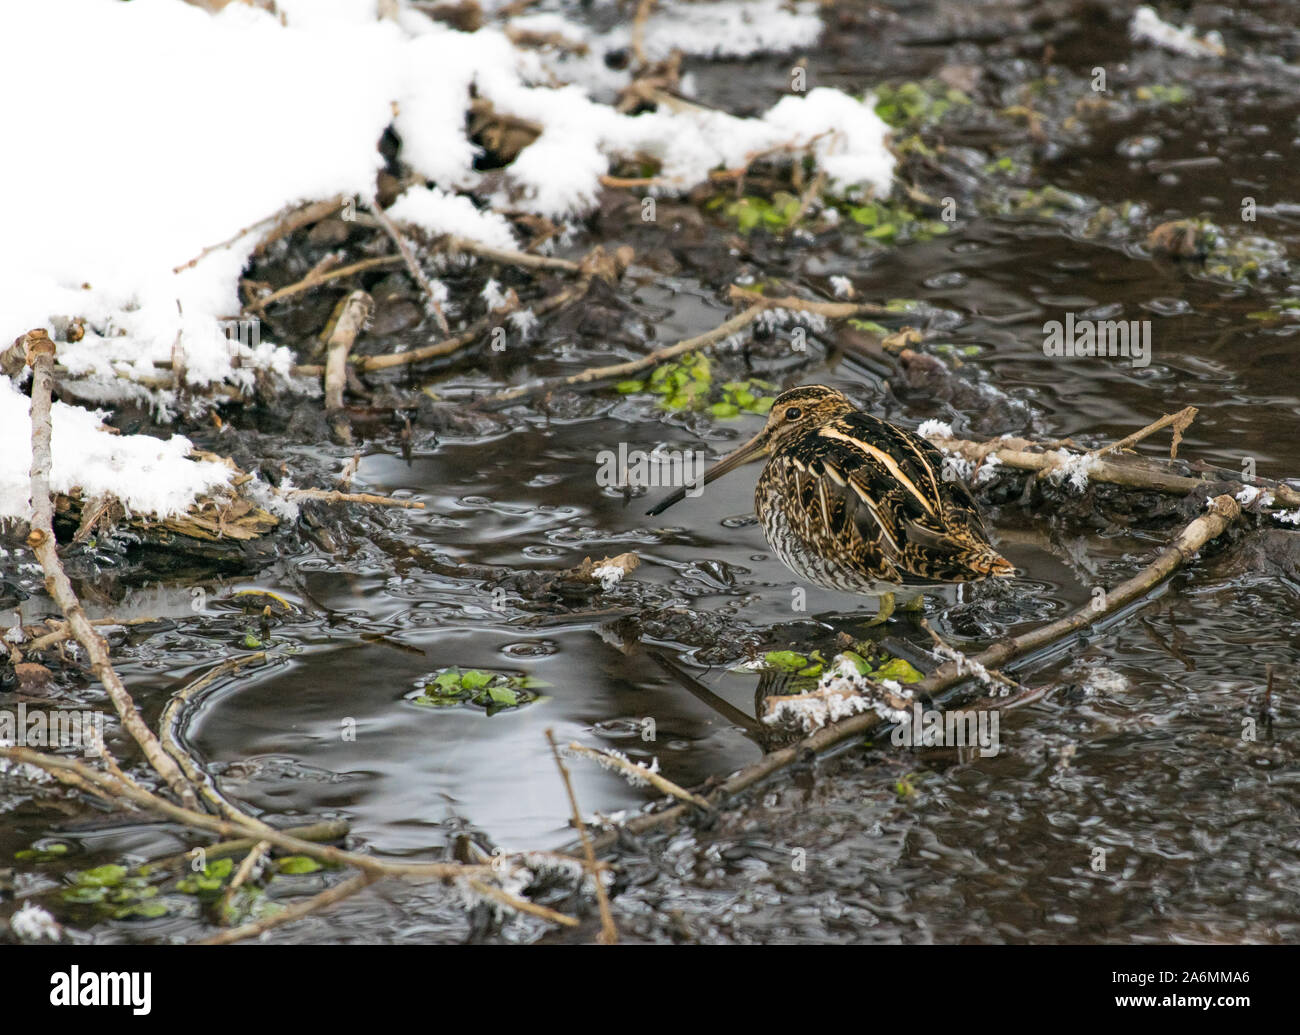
[6,0,1300,943]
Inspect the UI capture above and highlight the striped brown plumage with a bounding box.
[648,385,1014,596]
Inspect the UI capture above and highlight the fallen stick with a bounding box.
[22,330,201,812]
[1086,404,1198,461]
[280,488,425,509]
[202,871,379,946]
[218,838,270,925]
[548,730,617,944]
[171,200,302,274]
[252,196,346,257]
[20,615,166,653]
[245,255,403,313]
[476,302,768,407]
[294,277,580,377]
[0,746,507,882]
[725,285,891,319]
[323,290,372,444]
[143,820,351,875]
[442,235,581,273]
[930,432,1300,508]
[366,199,451,335]
[630,0,656,68]
[465,877,581,929]
[564,741,710,810]
[160,653,271,824]
[585,494,1244,852]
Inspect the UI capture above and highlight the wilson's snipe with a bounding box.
[648,385,1015,622]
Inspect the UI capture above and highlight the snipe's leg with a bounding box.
[863,591,895,627]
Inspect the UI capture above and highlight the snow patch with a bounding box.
[0,378,231,522]
[1130,6,1225,59]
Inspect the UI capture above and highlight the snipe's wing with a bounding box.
[773,412,998,584]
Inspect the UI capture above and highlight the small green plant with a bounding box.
[176,857,234,897]
[1135,84,1190,105]
[839,647,923,684]
[618,356,775,417]
[64,863,173,920]
[873,80,970,128]
[412,667,542,715]
[762,650,826,679]
[894,772,920,799]
[709,192,804,234]
[1247,297,1300,322]
[845,199,950,245]
[15,841,70,862]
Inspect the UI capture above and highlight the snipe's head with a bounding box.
[647,385,854,516]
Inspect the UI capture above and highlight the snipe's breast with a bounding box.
[755,452,899,594]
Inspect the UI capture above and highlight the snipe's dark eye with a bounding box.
[785,406,802,421]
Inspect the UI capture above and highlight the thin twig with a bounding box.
[465,877,582,928]
[172,203,294,273]
[245,255,403,313]
[476,302,767,407]
[22,330,201,811]
[366,200,451,335]
[1085,405,1199,462]
[931,432,1300,507]
[280,488,425,509]
[218,839,270,925]
[564,742,710,810]
[443,235,580,273]
[21,615,164,653]
[630,0,657,68]
[293,277,579,376]
[0,746,501,881]
[547,729,617,944]
[323,291,372,444]
[160,653,270,823]
[202,871,379,946]
[724,285,891,319]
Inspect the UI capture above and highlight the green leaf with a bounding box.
[432,671,463,693]
[78,864,127,887]
[207,858,234,880]
[116,901,170,920]
[459,669,494,691]
[875,657,924,684]
[709,402,740,419]
[65,886,110,904]
[277,855,323,875]
[842,650,873,676]
[486,684,520,707]
[615,380,645,394]
[763,650,809,673]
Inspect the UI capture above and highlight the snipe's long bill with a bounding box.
[648,385,1015,623]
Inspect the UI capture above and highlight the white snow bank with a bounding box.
[2,0,891,402]
[0,378,231,522]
